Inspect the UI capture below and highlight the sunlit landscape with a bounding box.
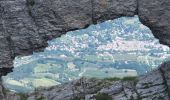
[2,16,170,93]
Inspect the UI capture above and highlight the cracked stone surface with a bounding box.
[0,0,170,100]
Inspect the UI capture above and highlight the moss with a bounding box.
[26,0,35,6]
[94,93,112,100]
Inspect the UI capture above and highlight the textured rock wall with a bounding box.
[0,0,138,74]
[1,0,170,74]
[138,0,170,46]
[0,0,139,75]
[0,0,170,99]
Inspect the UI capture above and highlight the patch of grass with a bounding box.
[103,77,121,81]
[103,76,136,82]
[94,93,112,100]
[122,76,136,81]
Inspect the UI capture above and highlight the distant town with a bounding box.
[3,16,170,93]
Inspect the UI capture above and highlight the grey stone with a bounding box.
[138,0,170,46]
[0,0,170,100]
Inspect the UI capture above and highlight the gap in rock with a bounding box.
[2,15,170,93]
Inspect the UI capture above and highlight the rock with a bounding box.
[0,0,170,100]
[0,37,13,75]
[135,68,170,99]
[137,70,164,88]
[93,0,137,23]
[5,92,21,100]
[159,62,170,93]
[2,63,170,100]
[122,81,138,99]
[138,0,170,46]
[0,0,169,75]
[0,80,5,100]
[100,81,123,95]
[112,92,128,100]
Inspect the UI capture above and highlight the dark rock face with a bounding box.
[0,0,170,99]
[1,0,170,74]
[0,0,138,74]
[93,0,137,23]
[0,0,169,75]
[138,0,170,46]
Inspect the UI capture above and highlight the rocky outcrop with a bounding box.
[0,0,170,74]
[0,0,138,75]
[1,0,170,75]
[0,0,135,75]
[138,0,170,46]
[0,61,170,100]
[0,0,170,100]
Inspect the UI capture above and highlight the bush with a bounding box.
[94,93,112,100]
[122,76,136,81]
[103,76,136,81]
[36,96,44,100]
[72,96,81,100]
[103,77,121,81]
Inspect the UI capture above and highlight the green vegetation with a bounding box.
[17,93,27,100]
[26,0,35,16]
[26,0,35,6]
[36,96,44,100]
[2,88,10,95]
[143,85,150,89]
[72,96,81,100]
[75,82,81,86]
[94,93,112,100]
[103,77,121,81]
[122,76,137,81]
[103,76,136,81]
[130,95,134,100]
[157,96,164,100]
[142,82,152,89]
